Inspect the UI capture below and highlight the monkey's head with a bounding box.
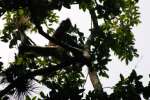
[53,18,72,39]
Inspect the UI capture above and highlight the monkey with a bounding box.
[19,18,73,62]
[53,18,72,39]
[48,18,72,47]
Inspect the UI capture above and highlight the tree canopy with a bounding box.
[0,0,150,100]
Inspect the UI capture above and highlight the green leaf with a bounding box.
[40,91,45,98]
[120,74,124,81]
[63,3,71,9]
[26,95,31,100]
[18,8,24,16]
[32,96,37,100]
[79,2,87,11]
[9,38,17,48]
[100,71,109,78]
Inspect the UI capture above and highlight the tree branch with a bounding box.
[86,8,103,93]
[19,45,66,56]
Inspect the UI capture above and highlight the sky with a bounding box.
[0,0,150,98]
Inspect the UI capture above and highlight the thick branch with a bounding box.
[86,8,103,93]
[19,45,66,56]
[89,71,102,91]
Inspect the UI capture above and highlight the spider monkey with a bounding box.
[54,18,72,39]
[19,18,73,61]
[48,18,72,47]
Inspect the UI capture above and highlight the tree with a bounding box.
[0,0,150,99]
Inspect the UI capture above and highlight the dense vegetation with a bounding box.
[0,0,150,100]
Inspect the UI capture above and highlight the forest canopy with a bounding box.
[0,0,149,100]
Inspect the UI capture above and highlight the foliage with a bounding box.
[0,0,149,100]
